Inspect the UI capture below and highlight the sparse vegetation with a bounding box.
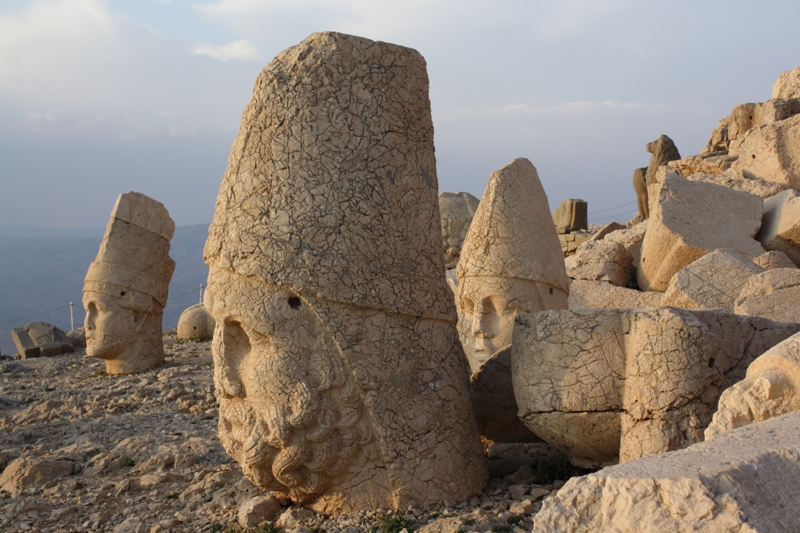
[371,512,416,533]
[506,515,523,526]
[121,457,135,468]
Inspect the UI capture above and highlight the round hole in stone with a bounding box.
[288,296,301,309]
[120,291,126,297]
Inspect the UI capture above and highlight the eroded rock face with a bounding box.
[734,268,800,324]
[203,32,486,513]
[773,65,800,99]
[733,113,800,189]
[456,158,569,372]
[533,411,800,533]
[661,249,764,311]
[512,307,799,465]
[83,192,175,375]
[706,332,800,440]
[439,192,480,270]
[757,188,800,265]
[637,174,764,291]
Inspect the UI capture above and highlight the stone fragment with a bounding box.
[275,507,316,530]
[238,495,282,527]
[564,240,633,287]
[733,113,800,189]
[203,32,486,513]
[668,153,736,177]
[735,268,800,324]
[456,158,568,371]
[773,65,800,99]
[637,173,764,291]
[685,167,787,198]
[439,192,480,270]
[706,331,800,439]
[661,249,764,311]
[0,456,81,497]
[557,231,592,257]
[470,346,538,443]
[551,199,587,232]
[533,411,800,533]
[83,191,175,375]
[512,307,799,465]
[567,280,663,309]
[757,188,800,264]
[11,322,74,359]
[176,303,215,341]
[600,221,647,269]
[754,250,798,269]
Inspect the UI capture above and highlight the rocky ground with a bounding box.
[0,334,582,533]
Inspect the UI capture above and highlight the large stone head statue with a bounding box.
[83,192,175,375]
[203,32,486,514]
[456,158,569,371]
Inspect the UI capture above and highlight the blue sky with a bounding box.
[1,0,799,228]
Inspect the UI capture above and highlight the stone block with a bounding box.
[735,268,800,324]
[757,188,800,265]
[565,240,633,287]
[551,198,587,232]
[568,279,663,309]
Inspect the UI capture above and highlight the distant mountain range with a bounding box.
[0,224,210,356]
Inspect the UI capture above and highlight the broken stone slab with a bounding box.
[599,221,647,269]
[661,249,764,311]
[568,280,663,309]
[176,303,215,341]
[565,240,634,287]
[551,198,587,232]
[470,345,539,443]
[512,307,799,465]
[439,192,480,270]
[735,268,800,324]
[706,331,800,440]
[755,250,798,269]
[685,167,787,198]
[11,322,74,359]
[733,113,800,189]
[532,410,800,533]
[757,188,800,265]
[637,173,764,291]
[589,222,626,242]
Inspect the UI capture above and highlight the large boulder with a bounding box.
[661,249,764,311]
[533,411,800,533]
[565,240,634,287]
[11,322,74,359]
[757,188,800,265]
[637,173,764,291]
[735,268,800,324]
[512,307,799,465]
[733,113,800,190]
[568,280,663,309]
[439,192,480,270]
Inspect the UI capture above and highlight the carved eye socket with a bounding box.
[288,296,301,309]
[120,291,126,297]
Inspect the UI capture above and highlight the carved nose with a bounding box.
[472,311,494,338]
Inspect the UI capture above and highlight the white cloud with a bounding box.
[193,39,259,61]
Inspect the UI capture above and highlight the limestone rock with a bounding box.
[733,113,800,189]
[533,411,800,533]
[551,198,587,232]
[685,167,787,198]
[11,322,74,359]
[755,250,798,269]
[735,268,800,324]
[470,346,539,443]
[668,153,736,177]
[637,173,764,291]
[706,331,800,439]
[512,307,799,465]
[600,221,647,269]
[0,455,82,497]
[176,303,215,341]
[568,280,663,309]
[238,495,282,527]
[757,188,800,264]
[589,222,626,242]
[83,191,175,375]
[203,32,486,513]
[456,158,568,371]
[661,249,764,311]
[773,65,800,99]
[565,240,634,287]
[439,192,480,270]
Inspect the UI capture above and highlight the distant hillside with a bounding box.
[0,224,210,356]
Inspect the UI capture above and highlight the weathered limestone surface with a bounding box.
[512,308,799,465]
[557,231,592,257]
[203,32,486,513]
[456,158,568,372]
[601,221,647,269]
[551,198,587,232]
[757,188,800,265]
[638,174,764,291]
[533,411,800,533]
[565,240,633,287]
[661,249,764,311]
[589,222,625,242]
[568,280,663,310]
[773,65,800,99]
[11,322,74,359]
[176,303,215,341]
[470,346,539,443]
[755,250,798,269]
[83,192,175,375]
[735,268,800,324]
[439,192,480,270]
[707,332,800,440]
[685,168,787,198]
[733,113,800,189]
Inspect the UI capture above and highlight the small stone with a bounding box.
[238,495,282,528]
[530,487,550,501]
[507,465,536,485]
[507,484,528,500]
